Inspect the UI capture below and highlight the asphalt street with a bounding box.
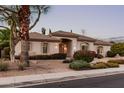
[23,73,124,88]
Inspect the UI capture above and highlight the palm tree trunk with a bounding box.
[18,5,30,66]
[20,40,29,66]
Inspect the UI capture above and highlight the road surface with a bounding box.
[22,73,124,88]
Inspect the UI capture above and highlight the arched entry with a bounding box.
[59,39,72,57]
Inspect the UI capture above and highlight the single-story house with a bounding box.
[15,31,112,57]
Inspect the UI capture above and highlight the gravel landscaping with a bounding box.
[0,57,124,78]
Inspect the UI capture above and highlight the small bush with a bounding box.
[106,62,119,68]
[17,62,26,71]
[119,51,124,57]
[0,61,9,71]
[96,54,104,59]
[108,59,124,64]
[73,50,95,63]
[106,51,116,57]
[51,53,67,59]
[90,62,108,69]
[69,60,90,70]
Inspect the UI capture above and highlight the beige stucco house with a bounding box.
[15,31,112,57]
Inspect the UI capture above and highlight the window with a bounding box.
[97,46,103,54]
[43,43,48,53]
[81,43,89,51]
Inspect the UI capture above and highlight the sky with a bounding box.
[31,5,124,39]
[1,5,124,39]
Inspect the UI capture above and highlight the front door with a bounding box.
[59,43,67,54]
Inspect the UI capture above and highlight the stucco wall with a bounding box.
[94,45,111,57]
[15,41,59,56]
[15,38,111,57]
[29,41,42,55]
[48,42,59,54]
[77,41,95,51]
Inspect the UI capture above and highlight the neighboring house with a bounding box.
[15,31,112,57]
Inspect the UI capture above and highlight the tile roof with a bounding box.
[29,32,60,42]
[94,40,112,46]
[29,31,112,46]
[51,30,96,42]
[51,31,79,38]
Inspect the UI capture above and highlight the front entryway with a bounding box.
[59,39,72,57]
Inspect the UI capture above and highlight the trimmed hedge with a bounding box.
[15,53,67,60]
[69,60,90,70]
[73,50,95,63]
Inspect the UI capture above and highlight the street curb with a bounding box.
[1,70,124,88]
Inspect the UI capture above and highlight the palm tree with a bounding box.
[0,5,49,65]
[18,5,30,66]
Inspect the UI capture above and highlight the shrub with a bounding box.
[69,60,90,70]
[119,51,124,57]
[106,62,119,68]
[51,53,67,59]
[17,62,26,71]
[111,43,124,55]
[106,51,116,57]
[96,54,104,59]
[90,62,108,69]
[0,61,9,71]
[73,50,95,63]
[16,53,67,60]
[108,59,124,64]
[3,47,10,58]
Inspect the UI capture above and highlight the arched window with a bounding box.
[97,46,103,54]
[80,43,89,51]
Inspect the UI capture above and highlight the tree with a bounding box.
[18,5,30,66]
[0,5,49,65]
[111,43,124,56]
[0,29,10,58]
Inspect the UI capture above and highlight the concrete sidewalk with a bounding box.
[1,65,124,87]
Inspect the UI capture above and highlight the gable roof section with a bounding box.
[51,31,79,38]
[94,40,112,46]
[51,30,96,42]
[29,32,60,42]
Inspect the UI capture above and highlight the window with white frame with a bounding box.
[97,46,103,54]
[80,43,89,51]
